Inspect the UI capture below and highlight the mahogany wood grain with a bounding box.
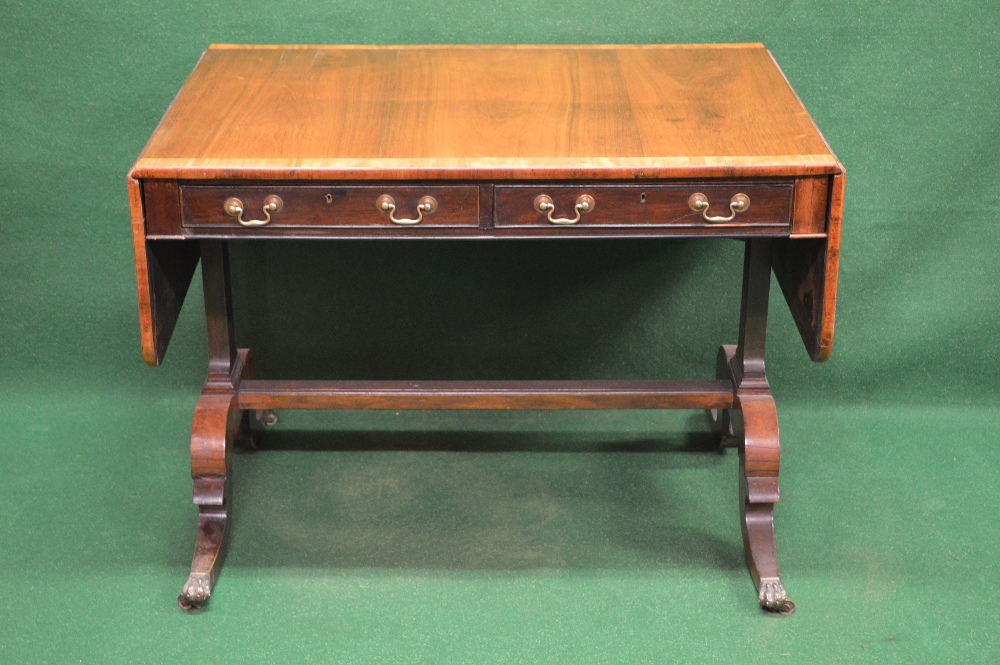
[733,239,773,391]
[494,183,791,229]
[129,176,199,366]
[821,169,845,356]
[721,279,792,615]
[772,166,844,361]
[737,390,789,613]
[790,176,830,235]
[182,185,480,229]
[188,393,239,484]
[128,175,155,363]
[159,223,791,241]
[128,45,844,613]
[236,380,735,411]
[478,183,494,229]
[142,178,801,240]
[773,238,826,360]
[142,180,182,236]
[718,241,794,613]
[130,44,839,182]
[201,241,237,379]
[179,247,255,610]
[129,45,844,362]
[182,377,245,609]
[738,395,781,480]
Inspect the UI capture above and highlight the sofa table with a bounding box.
[128,44,844,613]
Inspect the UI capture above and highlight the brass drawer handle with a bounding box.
[688,193,750,223]
[534,194,595,225]
[377,194,438,225]
[224,195,282,227]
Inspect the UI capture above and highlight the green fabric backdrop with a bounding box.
[1,1,998,662]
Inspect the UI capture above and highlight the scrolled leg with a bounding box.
[735,393,794,614]
[182,243,249,609]
[722,241,795,613]
[179,384,244,610]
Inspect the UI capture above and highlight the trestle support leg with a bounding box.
[178,350,253,610]
[720,344,794,614]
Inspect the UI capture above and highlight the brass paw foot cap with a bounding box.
[179,573,212,611]
[758,578,790,613]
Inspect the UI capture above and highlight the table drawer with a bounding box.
[181,186,480,229]
[494,184,792,229]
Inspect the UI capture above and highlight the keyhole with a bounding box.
[325,193,333,204]
[640,192,647,203]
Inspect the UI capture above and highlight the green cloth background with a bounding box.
[2,1,999,662]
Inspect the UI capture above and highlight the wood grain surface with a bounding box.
[131,44,839,181]
[236,380,736,411]
[181,185,480,228]
[493,183,791,228]
[129,176,200,366]
[773,169,844,361]
[130,44,844,366]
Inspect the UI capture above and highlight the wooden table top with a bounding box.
[132,44,840,181]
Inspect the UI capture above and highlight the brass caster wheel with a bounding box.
[255,409,278,427]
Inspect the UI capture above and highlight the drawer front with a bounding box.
[494,184,792,229]
[181,186,480,229]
